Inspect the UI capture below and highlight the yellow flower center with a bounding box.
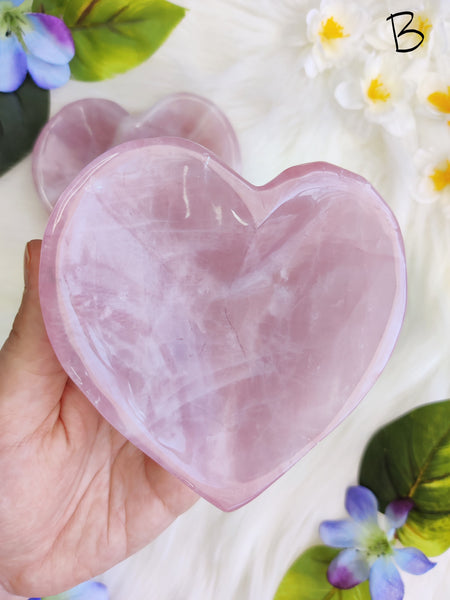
[367,78,390,103]
[416,14,432,41]
[430,160,450,192]
[319,17,349,43]
[427,87,450,114]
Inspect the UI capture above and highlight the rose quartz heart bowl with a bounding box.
[32,93,241,211]
[39,138,406,510]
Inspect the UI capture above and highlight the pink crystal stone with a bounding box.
[32,93,241,211]
[39,138,407,511]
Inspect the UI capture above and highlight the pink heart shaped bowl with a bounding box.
[32,93,241,211]
[39,138,407,511]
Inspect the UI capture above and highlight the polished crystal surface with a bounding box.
[39,139,407,511]
[32,93,241,211]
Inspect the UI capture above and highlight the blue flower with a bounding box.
[0,0,74,92]
[29,580,109,600]
[319,486,435,600]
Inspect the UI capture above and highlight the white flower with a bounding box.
[335,53,415,137]
[367,1,449,57]
[416,66,450,124]
[414,145,450,209]
[304,0,370,78]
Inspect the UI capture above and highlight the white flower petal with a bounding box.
[335,80,365,110]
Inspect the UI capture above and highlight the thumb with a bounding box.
[0,240,67,435]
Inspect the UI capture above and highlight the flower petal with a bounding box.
[327,548,370,589]
[319,519,360,548]
[385,498,414,531]
[26,53,70,89]
[345,486,378,523]
[54,581,109,599]
[23,13,74,65]
[369,556,404,600]
[394,548,436,575]
[0,34,27,92]
[335,80,365,110]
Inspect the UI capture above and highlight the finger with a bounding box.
[0,240,67,437]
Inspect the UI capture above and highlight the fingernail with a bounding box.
[24,242,31,289]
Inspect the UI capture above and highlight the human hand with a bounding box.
[0,241,198,598]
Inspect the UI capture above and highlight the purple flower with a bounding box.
[29,579,109,600]
[319,486,435,600]
[0,0,74,92]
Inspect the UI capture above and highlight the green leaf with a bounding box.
[359,399,450,556]
[0,77,50,177]
[32,0,67,18]
[273,546,370,600]
[35,0,186,81]
[20,0,34,11]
